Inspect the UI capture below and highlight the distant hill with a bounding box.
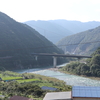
[24,20,73,43]
[49,19,100,33]
[24,20,100,44]
[57,26,100,55]
[0,12,64,70]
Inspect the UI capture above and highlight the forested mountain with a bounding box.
[49,19,100,33]
[57,26,100,55]
[0,12,64,70]
[24,20,73,43]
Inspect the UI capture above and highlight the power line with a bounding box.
[57,40,100,47]
[0,40,100,52]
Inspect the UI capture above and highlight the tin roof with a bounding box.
[41,86,57,91]
[72,86,100,98]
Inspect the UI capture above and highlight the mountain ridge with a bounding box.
[49,19,100,33]
[24,20,73,43]
[57,26,100,55]
[24,19,100,44]
[0,12,64,70]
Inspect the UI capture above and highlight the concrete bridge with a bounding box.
[31,53,92,68]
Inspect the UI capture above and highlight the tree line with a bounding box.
[61,47,100,77]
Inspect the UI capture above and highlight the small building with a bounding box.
[43,91,71,100]
[23,76,29,79]
[72,86,100,100]
[10,96,34,100]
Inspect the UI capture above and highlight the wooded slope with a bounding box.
[57,26,100,55]
[0,12,64,70]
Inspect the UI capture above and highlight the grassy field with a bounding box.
[17,78,40,83]
[2,77,23,80]
[0,71,72,100]
[0,73,57,88]
[0,71,72,90]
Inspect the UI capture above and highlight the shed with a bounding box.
[10,96,34,100]
[72,86,100,100]
[43,91,71,100]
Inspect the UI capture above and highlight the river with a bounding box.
[15,64,100,86]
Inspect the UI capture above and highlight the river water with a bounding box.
[16,64,100,86]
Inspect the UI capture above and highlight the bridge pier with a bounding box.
[31,53,91,68]
[35,56,38,61]
[53,56,57,68]
[77,57,82,61]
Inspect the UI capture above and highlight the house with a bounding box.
[43,91,71,100]
[72,86,100,100]
[10,96,34,100]
[43,86,100,100]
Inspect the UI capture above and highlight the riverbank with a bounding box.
[47,68,59,71]
[47,67,100,81]
[14,66,100,86]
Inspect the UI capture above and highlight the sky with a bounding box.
[0,0,100,22]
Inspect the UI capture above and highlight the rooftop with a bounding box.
[72,86,100,98]
[41,86,57,91]
[43,91,71,100]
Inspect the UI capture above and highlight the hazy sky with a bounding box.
[0,0,100,22]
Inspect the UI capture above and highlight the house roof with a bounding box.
[41,86,57,91]
[43,91,71,100]
[10,96,34,100]
[72,86,100,98]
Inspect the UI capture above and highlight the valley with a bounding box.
[0,11,100,100]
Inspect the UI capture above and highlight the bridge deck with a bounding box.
[31,53,91,58]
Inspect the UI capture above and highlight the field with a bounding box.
[0,71,72,100]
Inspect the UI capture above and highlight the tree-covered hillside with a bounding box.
[0,12,65,70]
[61,47,100,77]
[57,26,100,55]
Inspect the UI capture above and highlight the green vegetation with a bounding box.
[3,77,22,81]
[0,12,66,70]
[0,71,71,99]
[57,26,100,55]
[61,47,100,77]
[17,79,40,83]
